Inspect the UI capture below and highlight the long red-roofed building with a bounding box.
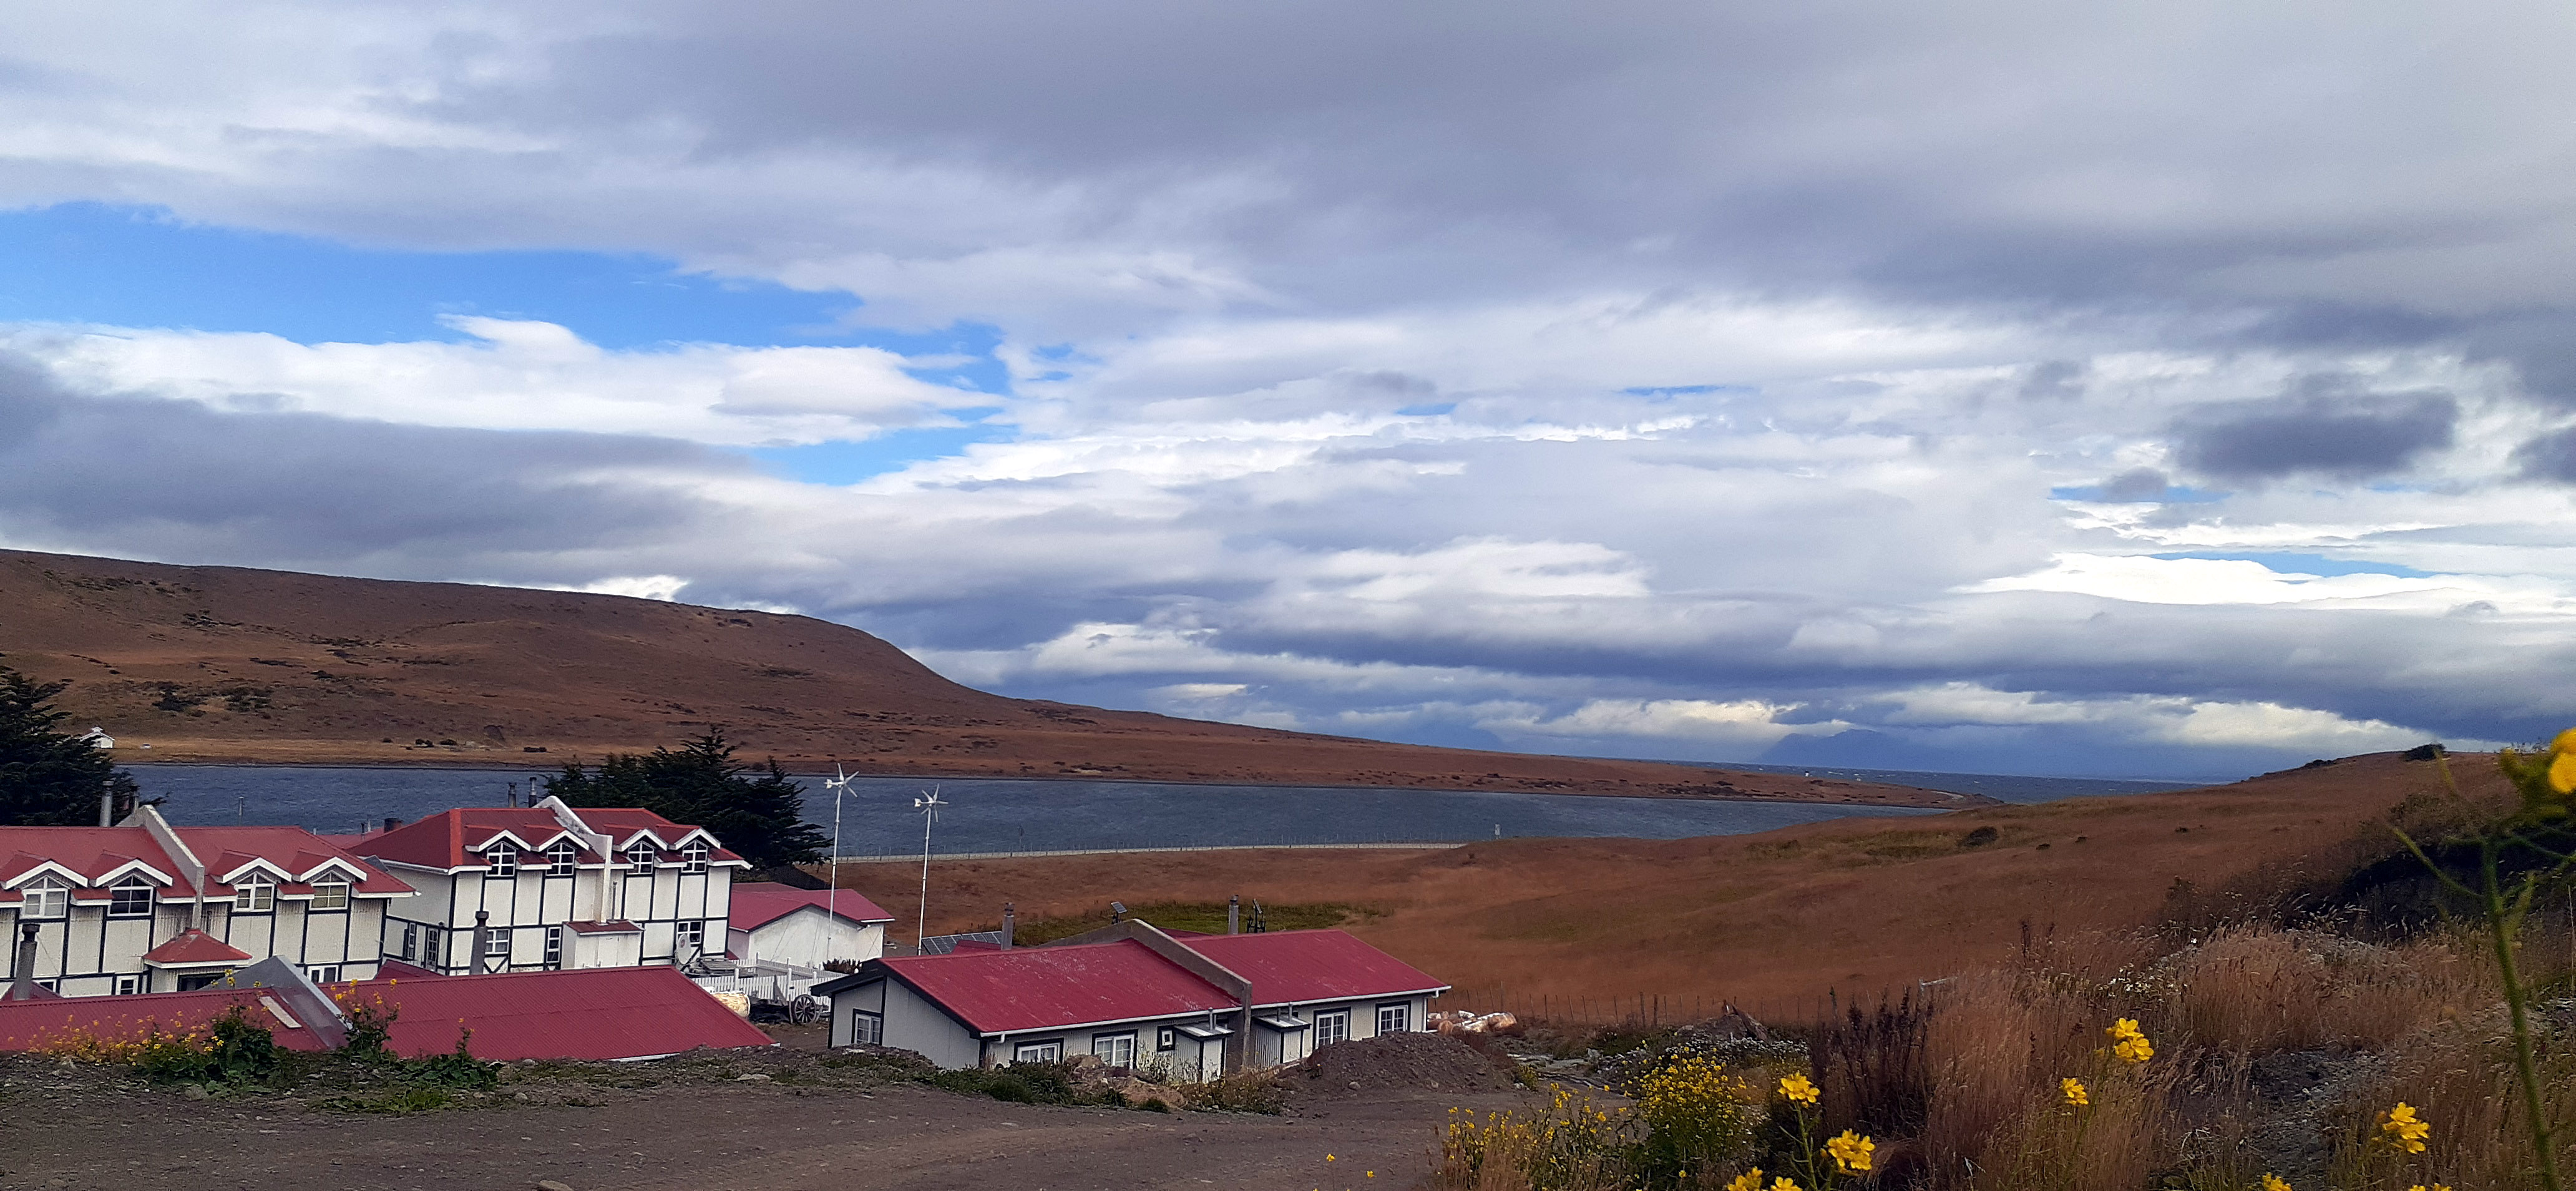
[815,921,1447,1079]
[0,807,414,996]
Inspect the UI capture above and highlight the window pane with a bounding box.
[311,883,348,911]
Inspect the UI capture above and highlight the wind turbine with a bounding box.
[823,763,855,942]
[912,787,946,949]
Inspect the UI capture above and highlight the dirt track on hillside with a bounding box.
[0,547,1963,808]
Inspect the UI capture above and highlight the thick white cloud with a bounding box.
[9,2,2576,777]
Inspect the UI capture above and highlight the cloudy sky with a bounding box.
[6,2,2575,780]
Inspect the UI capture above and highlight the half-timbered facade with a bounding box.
[0,808,414,996]
[353,798,746,974]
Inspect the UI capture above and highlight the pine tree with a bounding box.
[543,728,827,868]
[0,662,143,826]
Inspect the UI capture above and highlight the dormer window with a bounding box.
[107,877,154,918]
[681,842,710,875]
[627,845,656,876]
[545,840,579,876]
[310,880,349,911]
[22,878,66,919]
[485,844,517,878]
[233,876,274,913]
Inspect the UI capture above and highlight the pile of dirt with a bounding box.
[1282,1031,1515,1102]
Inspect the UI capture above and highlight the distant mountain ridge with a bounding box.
[0,548,1970,808]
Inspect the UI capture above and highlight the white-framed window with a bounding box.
[1156,1026,1176,1052]
[1091,1032,1138,1069]
[1013,1040,1063,1064]
[307,965,341,984]
[398,922,418,961]
[627,845,656,875]
[850,1011,883,1046]
[675,920,705,956]
[1314,1009,1350,1048]
[1377,1003,1410,1035]
[309,881,349,911]
[485,844,517,878]
[545,840,579,876]
[544,926,564,969]
[21,878,67,919]
[681,841,710,875]
[485,929,513,960]
[114,974,142,996]
[107,878,154,918]
[232,876,274,913]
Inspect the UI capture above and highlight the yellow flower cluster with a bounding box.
[2061,1077,2088,1107]
[1438,1085,1632,1188]
[1777,1072,1819,1105]
[2407,1184,2454,1191]
[1825,1129,1875,1174]
[1634,1054,1760,1160]
[2497,727,2576,817]
[32,1015,214,1066]
[2106,1017,2154,1064]
[2261,1175,2291,1191]
[1724,1174,1800,1191]
[2379,1102,2431,1154]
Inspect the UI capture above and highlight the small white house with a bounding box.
[726,883,892,970]
[815,920,1448,1080]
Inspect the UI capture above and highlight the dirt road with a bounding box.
[0,1057,1509,1191]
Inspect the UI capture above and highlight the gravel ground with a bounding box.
[0,1042,1532,1191]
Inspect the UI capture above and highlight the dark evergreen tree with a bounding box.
[542,728,827,868]
[0,663,144,826]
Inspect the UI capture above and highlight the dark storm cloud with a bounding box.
[2509,425,2576,484]
[2170,381,2456,482]
[0,355,737,568]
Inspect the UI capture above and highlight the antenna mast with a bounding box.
[823,764,854,944]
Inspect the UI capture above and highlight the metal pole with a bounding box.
[917,800,933,946]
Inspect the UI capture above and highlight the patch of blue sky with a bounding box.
[1621,384,1746,399]
[747,421,1018,485]
[0,202,1010,393]
[2150,552,2439,579]
[1395,402,1456,416]
[2047,484,2229,503]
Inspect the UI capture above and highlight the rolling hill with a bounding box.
[0,548,1966,806]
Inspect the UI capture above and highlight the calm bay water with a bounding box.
[125,763,2188,853]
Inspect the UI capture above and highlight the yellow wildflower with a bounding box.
[2061,1077,2089,1107]
[2379,1102,2430,1154]
[1769,1179,1802,1191]
[1825,1129,1875,1174]
[2552,751,2576,796]
[2407,1184,2454,1191]
[2261,1175,2291,1191]
[2106,1019,2154,1064]
[1725,1171,1764,1191]
[1777,1072,1819,1105]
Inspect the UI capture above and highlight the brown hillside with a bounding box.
[0,548,1965,806]
[834,750,2492,1014]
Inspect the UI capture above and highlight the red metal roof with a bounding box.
[0,825,409,904]
[0,968,771,1062]
[0,988,330,1052]
[358,807,744,871]
[879,940,1237,1034]
[141,929,255,967]
[354,966,773,1061]
[1179,930,1450,1007]
[728,883,894,931]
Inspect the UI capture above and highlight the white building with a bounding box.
[815,920,1448,1079]
[725,883,892,970]
[0,806,415,995]
[351,798,746,974]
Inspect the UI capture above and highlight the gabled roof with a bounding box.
[0,823,409,903]
[142,929,255,968]
[861,940,1238,1035]
[728,883,894,931]
[357,806,745,872]
[1179,930,1450,1007]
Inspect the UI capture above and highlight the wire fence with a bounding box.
[827,840,1466,864]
